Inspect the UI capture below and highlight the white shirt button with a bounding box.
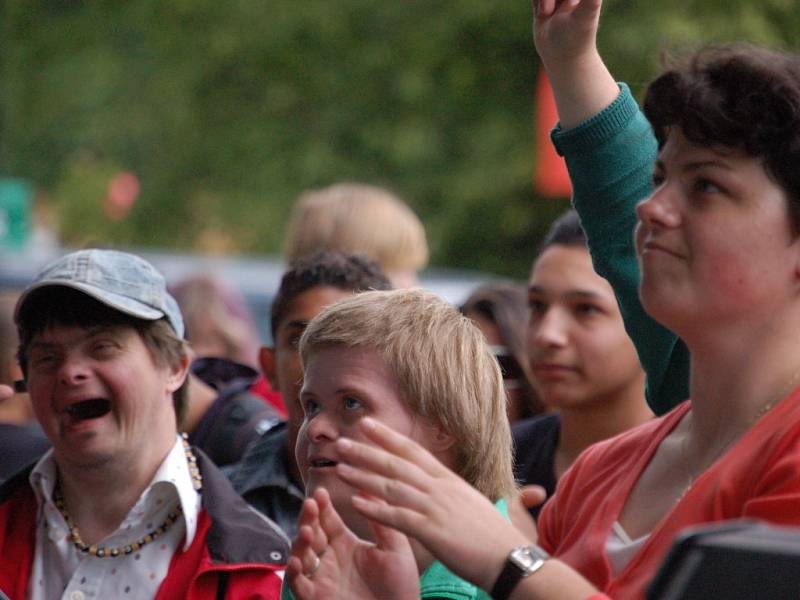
[69,591,85,600]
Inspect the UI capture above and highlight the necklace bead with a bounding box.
[53,435,202,559]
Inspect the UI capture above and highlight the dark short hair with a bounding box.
[17,286,189,425]
[539,209,586,252]
[644,44,800,230]
[270,252,392,339]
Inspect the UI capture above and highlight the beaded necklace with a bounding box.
[53,433,203,559]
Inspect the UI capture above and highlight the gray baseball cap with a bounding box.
[15,248,185,337]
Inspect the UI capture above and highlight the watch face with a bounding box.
[510,545,549,573]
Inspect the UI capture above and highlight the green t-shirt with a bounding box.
[280,498,508,600]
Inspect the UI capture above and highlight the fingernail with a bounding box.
[337,438,352,451]
[361,417,376,430]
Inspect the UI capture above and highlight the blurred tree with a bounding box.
[1,0,798,277]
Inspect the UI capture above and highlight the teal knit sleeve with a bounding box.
[550,84,690,416]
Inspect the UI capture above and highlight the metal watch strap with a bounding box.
[490,544,549,600]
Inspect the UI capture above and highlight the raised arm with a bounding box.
[534,0,617,128]
[533,0,690,415]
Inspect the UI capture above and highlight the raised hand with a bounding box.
[334,418,531,593]
[532,0,617,129]
[285,487,420,600]
[533,0,602,69]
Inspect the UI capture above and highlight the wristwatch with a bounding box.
[490,544,550,600]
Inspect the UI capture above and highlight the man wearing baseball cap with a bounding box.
[0,249,287,600]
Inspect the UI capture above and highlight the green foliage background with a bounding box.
[2,0,799,277]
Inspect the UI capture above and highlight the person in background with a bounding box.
[284,182,429,289]
[284,288,516,600]
[171,274,261,369]
[171,274,283,466]
[513,210,651,518]
[228,252,391,539]
[0,292,50,482]
[461,282,544,423]
[0,249,286,600]
[172,273,287,416]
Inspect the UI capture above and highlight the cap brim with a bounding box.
[15,280,165,324]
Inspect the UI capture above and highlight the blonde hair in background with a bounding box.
[300,288,516,501]
[284,183,429,274]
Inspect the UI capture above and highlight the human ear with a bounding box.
[427,423,456,455]
[259,346,279,388]
[165,352,191,394]
[791,231,800,292]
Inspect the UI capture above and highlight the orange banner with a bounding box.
[533,70,572,199]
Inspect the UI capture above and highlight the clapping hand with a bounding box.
[285,487,420,600]
[333,418,532,593]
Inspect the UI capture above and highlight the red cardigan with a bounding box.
[539,389,800,598]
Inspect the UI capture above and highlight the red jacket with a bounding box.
[0,450,287,600]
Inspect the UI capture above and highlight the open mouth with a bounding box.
[65,399,112,421]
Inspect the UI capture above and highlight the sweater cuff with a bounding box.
[550,83,639,156]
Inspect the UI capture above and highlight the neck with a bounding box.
[55,437,177,545]
[685,317,800,450]
[556,378,651,478]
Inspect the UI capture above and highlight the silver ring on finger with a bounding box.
[308,553,321,578]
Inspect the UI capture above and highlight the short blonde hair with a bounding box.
[284,183,429,273]
[299,288,516,500]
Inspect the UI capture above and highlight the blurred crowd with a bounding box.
[4,1,800,599]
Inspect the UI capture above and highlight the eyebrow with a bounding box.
[334,386,364,396]
[528,286,605,302]
[28,340,58,352]
[299,386,365,400]
[283,320,309,331]
[655,158,735,173]
[29,326,117,351]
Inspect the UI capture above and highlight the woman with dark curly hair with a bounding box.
[282,2,800,599]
